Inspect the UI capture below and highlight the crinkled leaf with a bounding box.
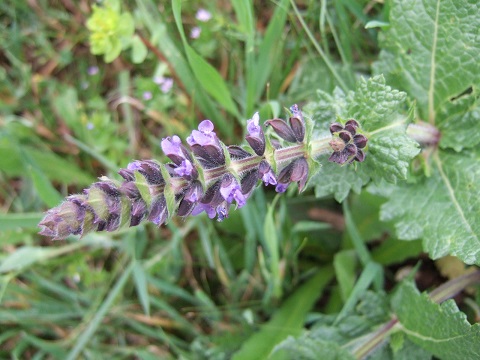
[437,92,480,151]
[312,162,369,202]
[381,150,480,265]
[393,282,480,359]
[373,0,480,122]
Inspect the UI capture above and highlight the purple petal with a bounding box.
[353,134,368,149]
[355,149,366,162]
[247,112,261,137]
[265,119,297,143]
[191,203,216,219]
[198,120,214,134]
[275,183,289,193]
[196,8,212,22]
[216,204,229,221]
[174,159,194,177]
[339,131,352,143]
[289,116,305,142]
[330,123,344,134]
[259,161,277,186]
[220,175,246,207]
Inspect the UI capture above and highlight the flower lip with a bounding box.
[220,174,246,207]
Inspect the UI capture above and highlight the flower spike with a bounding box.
[38,107,369,239]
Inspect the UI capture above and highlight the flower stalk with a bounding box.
[39,105,368,240]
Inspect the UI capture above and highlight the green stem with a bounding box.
[311,137,334,159]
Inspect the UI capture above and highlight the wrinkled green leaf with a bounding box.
[437,91,480,151]
[380,150,480,265]
[374,0,480,122]
[393,282,480,359]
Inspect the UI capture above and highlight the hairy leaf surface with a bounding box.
[374,0,480,123]
[380,150,480,264]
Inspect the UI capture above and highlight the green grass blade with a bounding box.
[29,165,63,207]
[172,0,239,118]
[333,261,382,325]
[263,196,281,299]
[252,0,290,106]
[66,261,134,360]
[0,213,43,231]
[133,261,150,316]
[232,267,334,360]
[135,0,231,136]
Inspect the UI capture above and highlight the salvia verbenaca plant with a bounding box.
[38,105,368,240]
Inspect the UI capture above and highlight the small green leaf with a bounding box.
[131,35,148,64]
[393,281,480,359]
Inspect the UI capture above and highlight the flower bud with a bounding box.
[245,112,266,155]
[187,120,225,167]
[265,118,298,143]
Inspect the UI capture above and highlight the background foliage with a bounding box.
[1,0,479,359]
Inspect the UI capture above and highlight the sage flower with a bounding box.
[38,106,368,240]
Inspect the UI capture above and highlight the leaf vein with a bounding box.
[428,0,441,123]
[434,153,479,246]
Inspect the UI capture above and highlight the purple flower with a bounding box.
[86,122,94,130]
[246,112,266,155]
[275,183,289,193]
[259,161,277,186]
[187,120,225,167]
[153,76,165,85]
[160,78,173,93]
[220,175,246,207]
[143,91,153,100]
[177,181,203,217]
[161,136,188,163]
[153,76,173,93]
[265,104,306,143]
[196,8,212,22]
[190,26,201,39]
[191,203,216,219]
[187,120,216,146]
[87,66,99,76]
[174,159,194,177]
[275,158,309,193]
